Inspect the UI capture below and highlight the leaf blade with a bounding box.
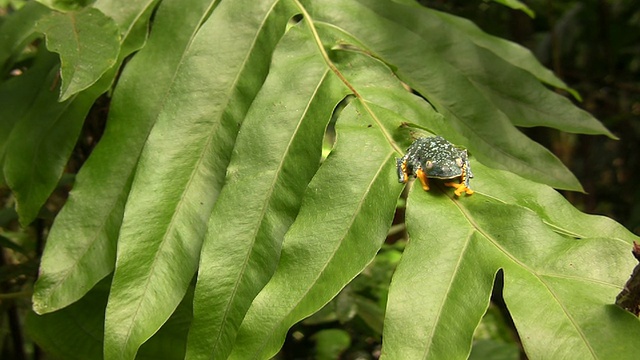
[32,0,218,315]
[2,54,81,226]
[35,7,120,101]
[382,176,640,359]
[103,1,296,358]
[185,19,347,360]
[381,187,496,359]
[230,101,402,359]
[305,0,589,191]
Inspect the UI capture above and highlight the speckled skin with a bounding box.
[396,136,473,195]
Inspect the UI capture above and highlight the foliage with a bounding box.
[1,0,639,359]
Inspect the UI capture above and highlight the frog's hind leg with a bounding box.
[396,158,409,184]
[415,168,430,191]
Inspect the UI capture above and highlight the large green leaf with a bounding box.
[185,13,347,360]
[17,1,637,359]
[1,0,157,226]
[381,164,640,359]
[35,7,120,101]
[226,17,432,356]
[303,0,607,191]
[102,1,296,359]
[230,99,402,359]
[390,1,561,94]
[31,0,216,314]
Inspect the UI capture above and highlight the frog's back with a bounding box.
[408,136,465,179]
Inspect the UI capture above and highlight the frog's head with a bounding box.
[422,148,467,180]
[424,157,464,179]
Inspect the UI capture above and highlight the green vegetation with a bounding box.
[1,0,639,359]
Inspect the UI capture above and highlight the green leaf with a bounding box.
[31,0,214,314]
[470,162,634,240]
[488,0,535,18]
[2,50,83,226]
[26,279,109,360]
[185,15,348,360]
[381,169,640,359]
[2,0,160,226]
[103,1,295,359]
[35,7,120,101]
[26,277,194,360]
[304,0,595,191]
[392,3,567,96]
[93,0,160,57]
[0,49,58,179]
[230,100,402,359]
[455,45,614,137]
[0,1,50,74]
[224,12,442,357]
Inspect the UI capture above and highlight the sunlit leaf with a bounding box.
[103,1,295,359]
[227,20,424,354]
[32,0,209,314]
[35,7,120,101]
[304,0,591,190]
[185,12,348,359]
[381,165,640,359]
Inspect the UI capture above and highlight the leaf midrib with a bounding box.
[293,0,403,155]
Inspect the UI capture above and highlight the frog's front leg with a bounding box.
[444,161,473,196]
[415,168,430,191]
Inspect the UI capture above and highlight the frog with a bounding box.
[396,136,474,196]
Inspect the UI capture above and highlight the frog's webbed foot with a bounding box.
[444,181,474,196]
[416,168,430,191]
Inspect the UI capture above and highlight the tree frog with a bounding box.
[396,136,474,196]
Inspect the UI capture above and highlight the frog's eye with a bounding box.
[425,160,434,169]
[455,158,463,167]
